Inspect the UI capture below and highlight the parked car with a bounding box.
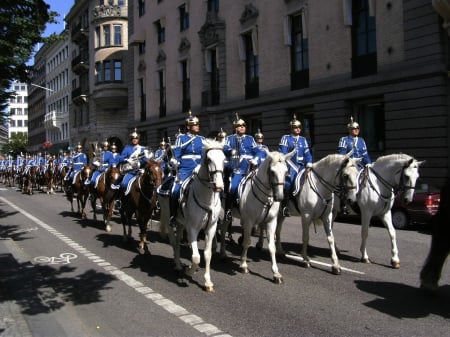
[335,180,440,230]
[391,181,440,229]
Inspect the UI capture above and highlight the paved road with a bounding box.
[0,186,449,337]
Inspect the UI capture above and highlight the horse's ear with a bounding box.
[417,160,425,167]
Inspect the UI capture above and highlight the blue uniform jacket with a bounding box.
[337,135,371,168]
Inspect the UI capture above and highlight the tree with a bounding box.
[0,0,59,118]
[1,133,28,156]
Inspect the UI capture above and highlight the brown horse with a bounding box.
[66,165,94,219]
[43,158,56,194]
[21,166,37,195]
[90,166,121,232]
[120,160,162,254]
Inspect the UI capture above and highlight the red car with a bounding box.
[391,181,440,230]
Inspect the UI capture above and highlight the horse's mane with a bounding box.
[203,138,224,150]
[313,153,345,168]
[374,153,414,164]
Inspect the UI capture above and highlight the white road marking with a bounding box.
[1,197,232,337]
[285,253,365,275]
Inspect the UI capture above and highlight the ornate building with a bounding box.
[128,0,449,185]
[65,0,128,151]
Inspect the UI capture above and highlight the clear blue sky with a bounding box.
[43,0,74,37]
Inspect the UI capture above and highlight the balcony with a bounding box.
[71,22,89,44]
[92,84,127,110]
[72,87,89,106]
[72,54,89,74]
[44,110,63,130]
[92,5,128,22]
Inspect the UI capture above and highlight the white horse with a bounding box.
[159,139,225,292]
[276,154,360,275]
[334,153,423,268]
[236,151,293,284]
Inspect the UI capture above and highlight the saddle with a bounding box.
[292,168,308,196]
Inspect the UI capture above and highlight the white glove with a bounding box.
[306,162,313,168]
[93,160,100,167]
[169,158,178,168]
[365,163,372,168]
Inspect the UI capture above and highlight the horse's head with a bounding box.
[202,140,225,192]
[264,151,289,201]
[339,156,360,203]
[106,166,121,185]
[397,157,424,204]
[142,160,163,189]
[81,165,93,186]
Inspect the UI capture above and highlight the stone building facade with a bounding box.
[127,0,449,185]
[65,0,129,151]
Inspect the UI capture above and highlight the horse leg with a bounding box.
[104,200,114,232]
[218,216,229,260]
[267,219,283,283]
[380,211,400,269]
[137,214,149,255]
[186,231,201,278]
[275,215,286,256]
[203,224,217,292]
[322,214,341,275]
[239,221,252,274]
[300,215,312,268]
[359,212,372,264]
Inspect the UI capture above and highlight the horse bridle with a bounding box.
[197,148,224,190]
[367,158,416,196]
[137,164,160,203]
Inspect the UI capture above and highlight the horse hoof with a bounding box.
[360,257,371,264]
[391,261,400,269]
[105,225,112,232]
[240,267,249,274]
[273,276,283,284]
[300,261,310,268]
[332,266,341,275]
[138,247,145,255]
[204,285,215,293]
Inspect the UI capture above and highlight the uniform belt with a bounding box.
[74,162,84,165]
[241,154,253,159]
[181,155,201,159]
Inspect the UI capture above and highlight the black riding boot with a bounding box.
[115,188,123,210]
[281,191,291,217]
[169,197,179,229]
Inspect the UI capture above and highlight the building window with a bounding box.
[114,60,122,81]
[96,26,101,48]
[207,0,219,12]
[104,25,111,46]
[208,48,220,106]
[113,24,122,45]
[138,0,145,16]
[180,60,190,113]
[354,102,385,154]
[179,4,189,31]
[95,62,102,82]
[138,41,146,55]
[158,70,166,117]
[104,61,111,81]
[289,12,309,90]
[351,0,377,78]
[239,31,259,99]
[138,78,146,122]
[155,20,165,44]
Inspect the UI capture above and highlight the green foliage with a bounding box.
[0,0,58,107]
[1,133,28,156]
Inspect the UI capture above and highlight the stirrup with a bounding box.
[225,209,232,222]
[282,207,290,217]
[169,216,177,229]
[114,200,121,210]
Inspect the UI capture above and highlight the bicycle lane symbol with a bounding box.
[34,253,78,265]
